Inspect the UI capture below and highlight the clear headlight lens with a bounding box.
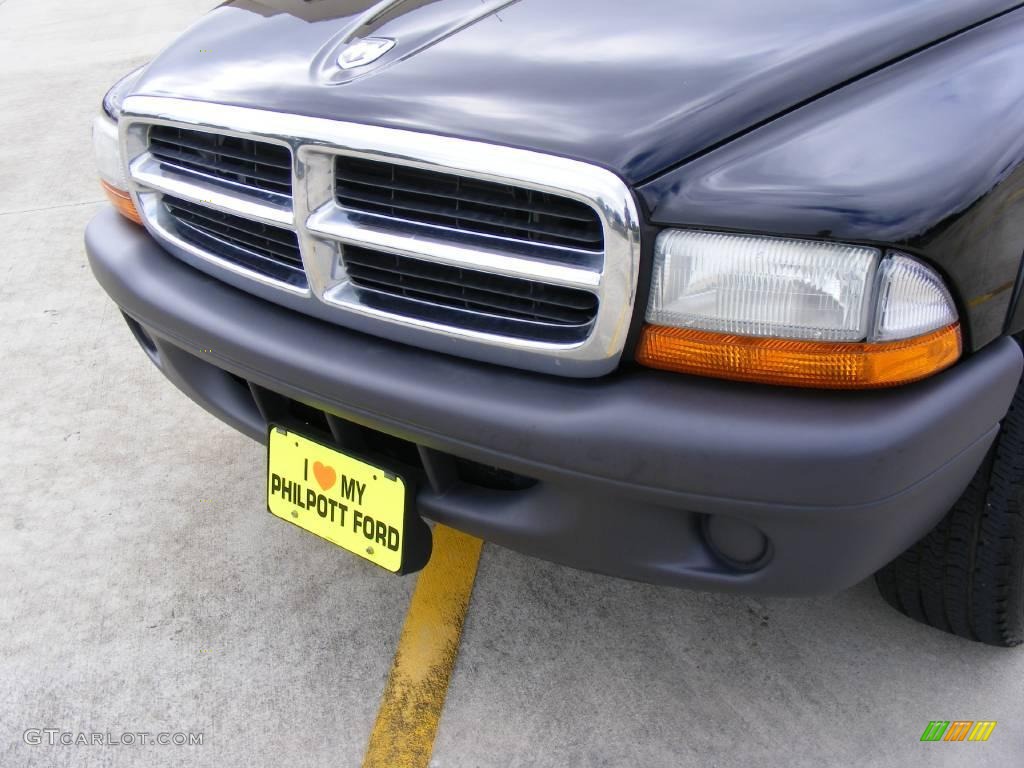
[872,253,958,341]
[92,113,126,190]
[647,230,880,342]
[639,229,961,388]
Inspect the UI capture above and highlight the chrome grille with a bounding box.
[342,246,598,342]
[148,125,292,198]
[122,97,640,377]
[335,157,604,252]
[162,196,305,288]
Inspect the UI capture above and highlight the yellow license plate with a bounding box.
[267,426,418,573]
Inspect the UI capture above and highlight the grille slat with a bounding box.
[162,196,306,287]
[342,249,596,312]
[149,125,293,198]
[334,165,598,223]
[162,200,300,254]
[335,157,603,251]
[164,198,302,264]
[336,186,604,247]
[343,246,598,334]
[150,135,292,170]
[349,271,591,325]
[151,146,292,189]
[176,220,305,276]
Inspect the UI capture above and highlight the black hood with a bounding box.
[135,0,1019,183]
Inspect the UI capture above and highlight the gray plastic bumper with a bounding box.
[86,208,1024,594]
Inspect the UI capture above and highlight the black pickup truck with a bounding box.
[87,0,1024,646]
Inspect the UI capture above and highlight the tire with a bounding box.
[874,357,1024,647]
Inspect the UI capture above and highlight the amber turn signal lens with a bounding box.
[100,180,142,225]
[636,323,962,389]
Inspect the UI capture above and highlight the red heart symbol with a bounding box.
[313,461,336,492]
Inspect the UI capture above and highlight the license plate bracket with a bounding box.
[266,425,431,574]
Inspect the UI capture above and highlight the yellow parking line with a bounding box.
[362,525,483,768]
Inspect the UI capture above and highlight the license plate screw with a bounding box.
[291,510,299,518]
[366,546,374,555]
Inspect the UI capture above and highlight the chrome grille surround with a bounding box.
[120,96,641,377]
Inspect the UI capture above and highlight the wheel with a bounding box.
[874,355,1024,647]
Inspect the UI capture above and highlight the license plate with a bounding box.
[266,426,429,573]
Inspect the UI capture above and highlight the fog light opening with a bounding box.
[702,515,771,572]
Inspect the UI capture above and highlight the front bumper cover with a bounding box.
[86,208,1024,594]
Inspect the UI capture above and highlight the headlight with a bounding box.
[637,230,960,388]
[94,67,145,224]
[92,114,127,190]
[872,254,959,341]
[646,230,880,342]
